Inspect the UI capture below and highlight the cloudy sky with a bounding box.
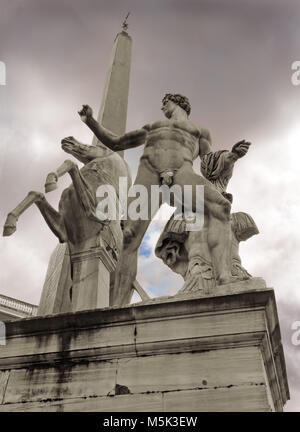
[0,0,300,411]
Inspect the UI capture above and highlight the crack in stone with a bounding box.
[1,381,267,406]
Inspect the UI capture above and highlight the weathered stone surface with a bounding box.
[163,386,272,412]
[175,276,266,299]
[117,347,264,394]
[0,288,289,411]
[0,319,136,365]
[0,393,163,412]
[0,371,9,404]
[38,243,72,315]
[4,360,117,404]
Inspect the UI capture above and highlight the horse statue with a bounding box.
[3,136,131,311]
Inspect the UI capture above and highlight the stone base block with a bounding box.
[0,286,289,411]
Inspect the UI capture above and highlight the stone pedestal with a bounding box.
[69,236,116,312]
[0,283,289,411]
[38,234,117,314]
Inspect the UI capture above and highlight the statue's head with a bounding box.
[161,93,191,118]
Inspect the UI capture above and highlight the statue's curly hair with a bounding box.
[162,93,191,116]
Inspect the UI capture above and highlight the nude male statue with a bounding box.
[79,94,250,306]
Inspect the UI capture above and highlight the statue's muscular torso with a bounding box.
[141,119,210,173]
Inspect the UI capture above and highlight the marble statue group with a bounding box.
[3,93,258,307]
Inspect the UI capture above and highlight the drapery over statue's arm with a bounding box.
[78,105,147,151]
[198,130,251,198]
[200,140,251,177]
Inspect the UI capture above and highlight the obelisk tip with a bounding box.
[122,12,130,32]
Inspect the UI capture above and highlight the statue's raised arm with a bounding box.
[78,105,147,151]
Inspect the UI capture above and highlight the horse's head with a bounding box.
[61,136,107,164]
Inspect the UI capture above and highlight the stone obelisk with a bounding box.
[38,22,132,315]
[92,25,132,154]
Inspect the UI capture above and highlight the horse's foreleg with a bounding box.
[45,160,76,193]
[3,191,43,236]
[3,191,67,242]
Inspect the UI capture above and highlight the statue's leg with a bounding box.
[175,166,234,285]
[111,218,152,306]
[111,160,159,306]
[205,201,232,284]
[180,230,205,292]
[3,191,67,242]
[185,225,209,271]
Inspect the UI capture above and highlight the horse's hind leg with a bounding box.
[3,191,67,242]
[45,160,97,221]
[34,195,67,242]
[66,161,98,221]
[54,159,98,221]
[45,159,99,222]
